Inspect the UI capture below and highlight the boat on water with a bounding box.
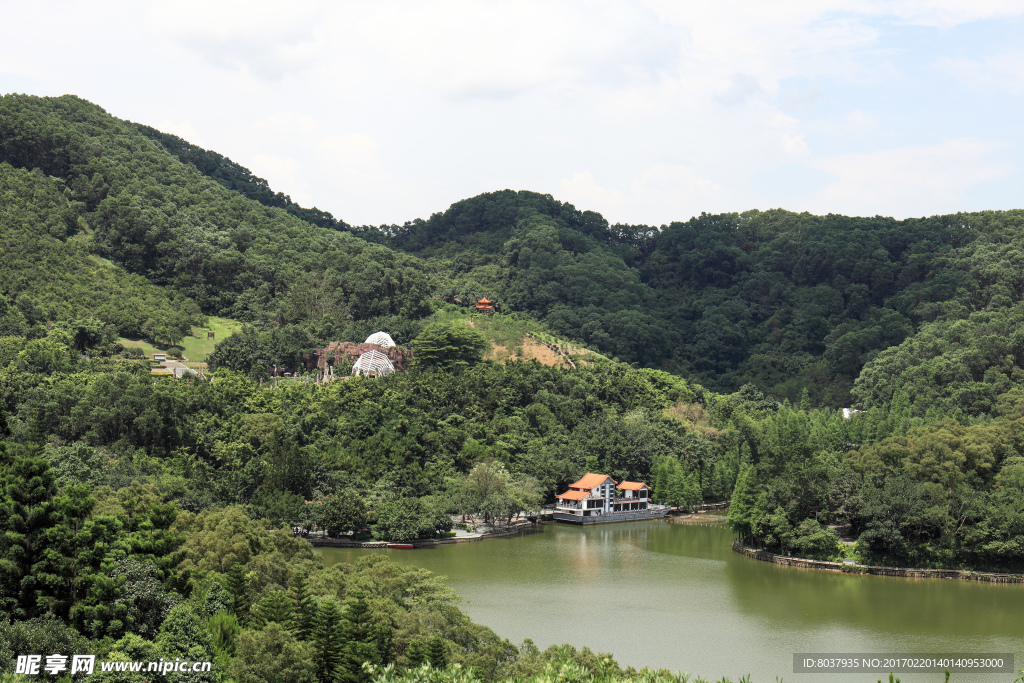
[386,543,415,549]
[553,473,671,525]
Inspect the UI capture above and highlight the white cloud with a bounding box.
[340,1,680,100]
[781,133,810,158]
[248,154,315,206]
[634,163,725,202]
[154,120,209,148]
[151,0,322,79]
[318,133,388,194]
[559,171,626,217]
[2,0,1022,225]
[987,53,1024,94]
[807,139,1010,216]
[845,110,880,131]
[781,86,824,110]
[637,1,884,87]
[0,54,45,82]
[240,113,393,212]
[938,53,1024,96]
[715,74,763,106]
[559,165,725,225]
[251,112,319,138]
[866,0,1024,27]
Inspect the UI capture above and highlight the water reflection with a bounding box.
[317,520,1024,682]
[721,540,1024,637]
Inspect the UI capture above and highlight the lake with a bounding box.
[316,519,1024,683]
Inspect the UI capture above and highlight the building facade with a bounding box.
[553,472,668,524]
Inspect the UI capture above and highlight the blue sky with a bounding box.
[1,1,1022,226]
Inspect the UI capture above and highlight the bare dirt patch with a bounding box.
[520,338,564,366]
[485,338,568,367]
[464,317,596,368]
[485,343,508,361]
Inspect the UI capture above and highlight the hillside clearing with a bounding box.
[118,315,242,361]
[459,314,603,368]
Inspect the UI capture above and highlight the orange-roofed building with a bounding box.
[554,473,668,524]
[474,297,495,314]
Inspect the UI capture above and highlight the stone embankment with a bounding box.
[732,541,1024,583]
[306,520,537,549]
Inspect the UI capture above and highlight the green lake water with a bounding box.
[316,519,1024,683]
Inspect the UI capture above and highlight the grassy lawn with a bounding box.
[118,316,242,362]
[117,337,161,359]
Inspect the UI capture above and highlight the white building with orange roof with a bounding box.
[553,472,669,524]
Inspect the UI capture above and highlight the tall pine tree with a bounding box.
[253,589,294,628]
[405,639,427,667]
[336,593,378,683]
[427,636,447,669]
[727,462,758,544]
[290,572,317,640]
[1,447,56,618]
[312,598,344,683]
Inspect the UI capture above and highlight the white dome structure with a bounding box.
[364,331,396,348]
[352,350,395,378]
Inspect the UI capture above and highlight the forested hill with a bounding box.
[8,92,1024,683]
[134,123,352,233]
[0,93,429,350]
[4,92,1024,583]
[4,93,1024,410]
[380,192,1024,408]
[0,162,204,346]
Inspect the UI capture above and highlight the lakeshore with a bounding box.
[304,505,728,549]
[732,541,1024,583]
[315,518,1024,683]
[306,506,1024,586]
[303,519,538,548]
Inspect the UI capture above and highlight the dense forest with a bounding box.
[378,192,1024,408]
[0,95,429,344]
[6,94,1024,408]
[1,93,1024,682]
[0,163,204,347]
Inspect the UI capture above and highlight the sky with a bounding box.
[1,1,1022,227]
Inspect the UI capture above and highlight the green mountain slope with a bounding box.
[383,191,1024,406]
[0,161,201,344]
[0,94,429,339]
[6,93,1024,410]
[134,123,352,233]
[4,93,1024,583]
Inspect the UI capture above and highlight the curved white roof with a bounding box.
[352,349,395,377]
[364,331,396,348]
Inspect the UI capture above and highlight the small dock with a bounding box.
[529,507,555,522]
